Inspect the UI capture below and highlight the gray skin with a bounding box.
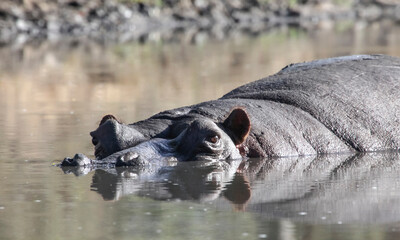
[61,54,400,167]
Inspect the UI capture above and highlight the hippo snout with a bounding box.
[61,153,92,167]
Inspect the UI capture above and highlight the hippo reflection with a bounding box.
[87,159,246,202]
[69,152,400,224]
[62,55,400,167]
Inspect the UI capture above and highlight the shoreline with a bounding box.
[1,0,400,45]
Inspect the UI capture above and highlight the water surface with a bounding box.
[1,22,400,240]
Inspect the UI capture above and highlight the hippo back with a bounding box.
[220,55,400,154]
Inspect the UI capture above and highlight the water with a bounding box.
[1,21,400,240]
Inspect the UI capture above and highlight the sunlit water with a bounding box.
[1,21,400,240]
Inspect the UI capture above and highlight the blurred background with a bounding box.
[1,0,400,159]
[1,1,400,239]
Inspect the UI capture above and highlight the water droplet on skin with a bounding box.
[34,200,41,203]
[258,234,267,238]
[298,212,307,216]
[242,232,249,237]
[145,212,152,215]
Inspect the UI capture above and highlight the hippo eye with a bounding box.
[207,135,220,144]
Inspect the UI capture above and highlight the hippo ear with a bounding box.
[223,108,251,145]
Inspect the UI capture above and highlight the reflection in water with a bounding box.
[244,153,400,224]
[70,152,400,225]
[87,160,242,202]
[1,22,400,240]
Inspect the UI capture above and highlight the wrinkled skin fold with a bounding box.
[62,54,400,167]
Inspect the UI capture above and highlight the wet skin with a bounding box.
[62,108,250,166]
[62,54,400,167]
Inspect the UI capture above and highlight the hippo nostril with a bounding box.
[116,155,127,167]
[61,157,74,166]
[92,138,99,145]
[61,153,91,167]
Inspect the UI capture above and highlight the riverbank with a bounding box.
[1,0,400,44]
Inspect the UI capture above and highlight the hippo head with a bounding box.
[115,108,251,166]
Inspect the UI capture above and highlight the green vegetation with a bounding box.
[334,0,354,7]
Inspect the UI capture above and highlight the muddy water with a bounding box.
[1,21,400,240]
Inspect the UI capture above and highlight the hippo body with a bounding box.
[62,54,400,167]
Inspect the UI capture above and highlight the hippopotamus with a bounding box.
[61,54,400,167]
